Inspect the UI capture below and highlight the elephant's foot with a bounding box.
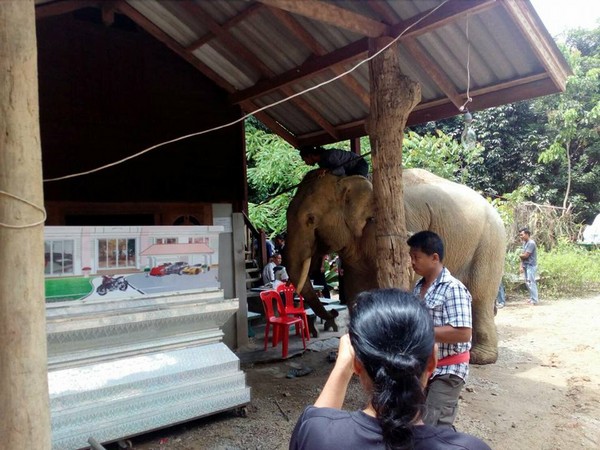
[469,344,498,365]
[323,318,338,332]
[308,317,319,338]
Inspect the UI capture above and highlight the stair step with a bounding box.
[246,277,261,286]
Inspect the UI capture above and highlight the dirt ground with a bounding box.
[114,293,600,450]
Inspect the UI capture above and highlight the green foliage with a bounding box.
[530,27,600,220]
[489,185,537,227]
[411,26,600,224]
[245,120,311,235]
[402,130,483,184]
[503,241,600,298]
[323,258,339,289]
[537,242,600,297]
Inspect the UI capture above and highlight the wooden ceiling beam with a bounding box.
[35,0,98,19]
[181,1,338,140]
[230,38,369,104]
[180,2,273,76]
[186,3,263,52]
[115,2,234,92]
[266,6,369,108]
[280,87,339,139]
[116,2,301,145]
[101,2,116,27]
[258,0,388,38]
[500,0,571,91]
[402,37,464,110]
[297,74,558,146]
[242,101,300,147]
[366,0,400,25]
[230,0,498,106]
[389,0,497,38]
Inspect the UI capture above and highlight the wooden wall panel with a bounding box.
[36,9,245,214]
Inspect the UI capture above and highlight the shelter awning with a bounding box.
[35,0,571,147]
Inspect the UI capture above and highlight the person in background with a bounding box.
[266,236,275,259]
[274,233,287,264]
[262,252,282,285]
[407,231,472,428]
[496,282,506,309]
[309,255,331,299]
[272,266,289,289]
[299,146,368,177]
[290,289,490,450]
[519,227,539,305]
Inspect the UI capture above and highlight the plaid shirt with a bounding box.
[413,267,472,381]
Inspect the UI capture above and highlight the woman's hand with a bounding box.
[335,334,355,376]
[314,334,356,409]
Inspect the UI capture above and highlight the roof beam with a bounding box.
[500,0,571,91]
[180,2,274,76]
[402,38,464,110]
[297,73,557,146]
[115,2,235,92]
[266,6,369,108]
[181,1,339,140]
[243,102,300,147]
[388,0,498,38]
[257,0,389,38]
[230,38,369,104]
[35,0,98,19]
[101,2,116,27]
[186,3,264,52]
[230,0,498,106]
[117,2,300,146]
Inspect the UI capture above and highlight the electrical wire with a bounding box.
[43,0,451,183]
[459,13,473,112]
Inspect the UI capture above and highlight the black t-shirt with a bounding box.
[290,406,491,450]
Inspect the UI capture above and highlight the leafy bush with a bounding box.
[504,241,600,298]
[537,242,600,297]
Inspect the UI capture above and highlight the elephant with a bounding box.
[285,168,506,365]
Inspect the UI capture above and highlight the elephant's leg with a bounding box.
[307,316,319,338]
[323,318,338,332]
[469,300,498,365]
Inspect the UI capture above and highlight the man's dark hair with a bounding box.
[275,233,286,241]
[518,227,531,235]
[298,145,324,157]
[407,230,445,261]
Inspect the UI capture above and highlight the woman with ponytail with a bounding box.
[290,289,490,450]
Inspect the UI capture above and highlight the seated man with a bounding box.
[262,253,282,285]
[272,266,289,289]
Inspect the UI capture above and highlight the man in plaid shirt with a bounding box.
[408,230,472,428]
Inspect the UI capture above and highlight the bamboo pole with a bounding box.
[367,37,421,289]
[0,1,51,447]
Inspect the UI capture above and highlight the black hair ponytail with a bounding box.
[349,289,434,450]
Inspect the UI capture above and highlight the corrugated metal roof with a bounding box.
[35,0,571,147]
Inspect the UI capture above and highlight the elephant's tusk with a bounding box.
[296,258,311,294]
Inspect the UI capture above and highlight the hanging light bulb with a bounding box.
[461,111,477,150]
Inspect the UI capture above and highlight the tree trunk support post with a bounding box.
[367,37,421,290]
[0,1,52,447]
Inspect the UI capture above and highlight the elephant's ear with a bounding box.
[336,176,374,238]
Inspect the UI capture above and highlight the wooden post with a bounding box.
[0,1,51,448]
[367,37,421,289]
